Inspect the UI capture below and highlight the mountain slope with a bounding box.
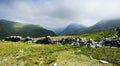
[60,24,86,35]
[86,19,120,33]
[73,19,120,35]
[0,19,56,39]
[79,28,119,40]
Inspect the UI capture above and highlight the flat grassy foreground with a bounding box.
[0,41,120,66]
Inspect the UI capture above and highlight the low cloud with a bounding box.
[0,0,120,29]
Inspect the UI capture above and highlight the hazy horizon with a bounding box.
[0,0,120,30]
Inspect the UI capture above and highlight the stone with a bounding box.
[52,63,57,66]
[99,60,109,64]
[89,56,93,60]
[19,49,24,53]
[78,50,81,52]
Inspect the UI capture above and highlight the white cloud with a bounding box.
[0,0,120,29]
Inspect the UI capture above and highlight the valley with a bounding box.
[1,0,120,66]
[0,19,120,66]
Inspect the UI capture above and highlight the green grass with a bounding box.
[0,41,119,66]
[73,46,120,66]
[0,41,72,66]
[35,29,118,41]
[35,36,73,41]
[0,28,119,66]
[79,29,117,40]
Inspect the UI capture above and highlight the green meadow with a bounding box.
[0,29,120,66]
[0,41,119,66]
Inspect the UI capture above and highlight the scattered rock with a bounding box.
[111,47,117,48]
[3,58,7,62]
[89,56,93,60]
[95,44,102,48]
[78,50,81,52]
[16,56,20,59]
[35,61,38,65]
[99,60,109,64]
[52,63,57,66]
[19,49,24,53]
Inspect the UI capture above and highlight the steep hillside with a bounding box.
[68,19,120,35]
[0,19,56,39]
[60,24,86,35]
[79,28,119,40]
[83,19,120,34]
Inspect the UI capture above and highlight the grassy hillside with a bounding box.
[59,19,120,35]
[76,47,120,66]
[0,28,120,66]
[77,28,118,40]
[47,28,118,41]
[46,28,118,41]
[0,19,56,39]
[0,41,119,66]
[86,19,120,34]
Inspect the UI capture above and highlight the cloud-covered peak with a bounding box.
[0,0,120,29]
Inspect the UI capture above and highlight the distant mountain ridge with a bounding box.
[84,19,120,33]
[0,19,56,39]
[59,19,120,35]
[1,19,120,37]
[60,23,86,35]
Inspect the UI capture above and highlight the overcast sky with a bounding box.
[0,0,120,30]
